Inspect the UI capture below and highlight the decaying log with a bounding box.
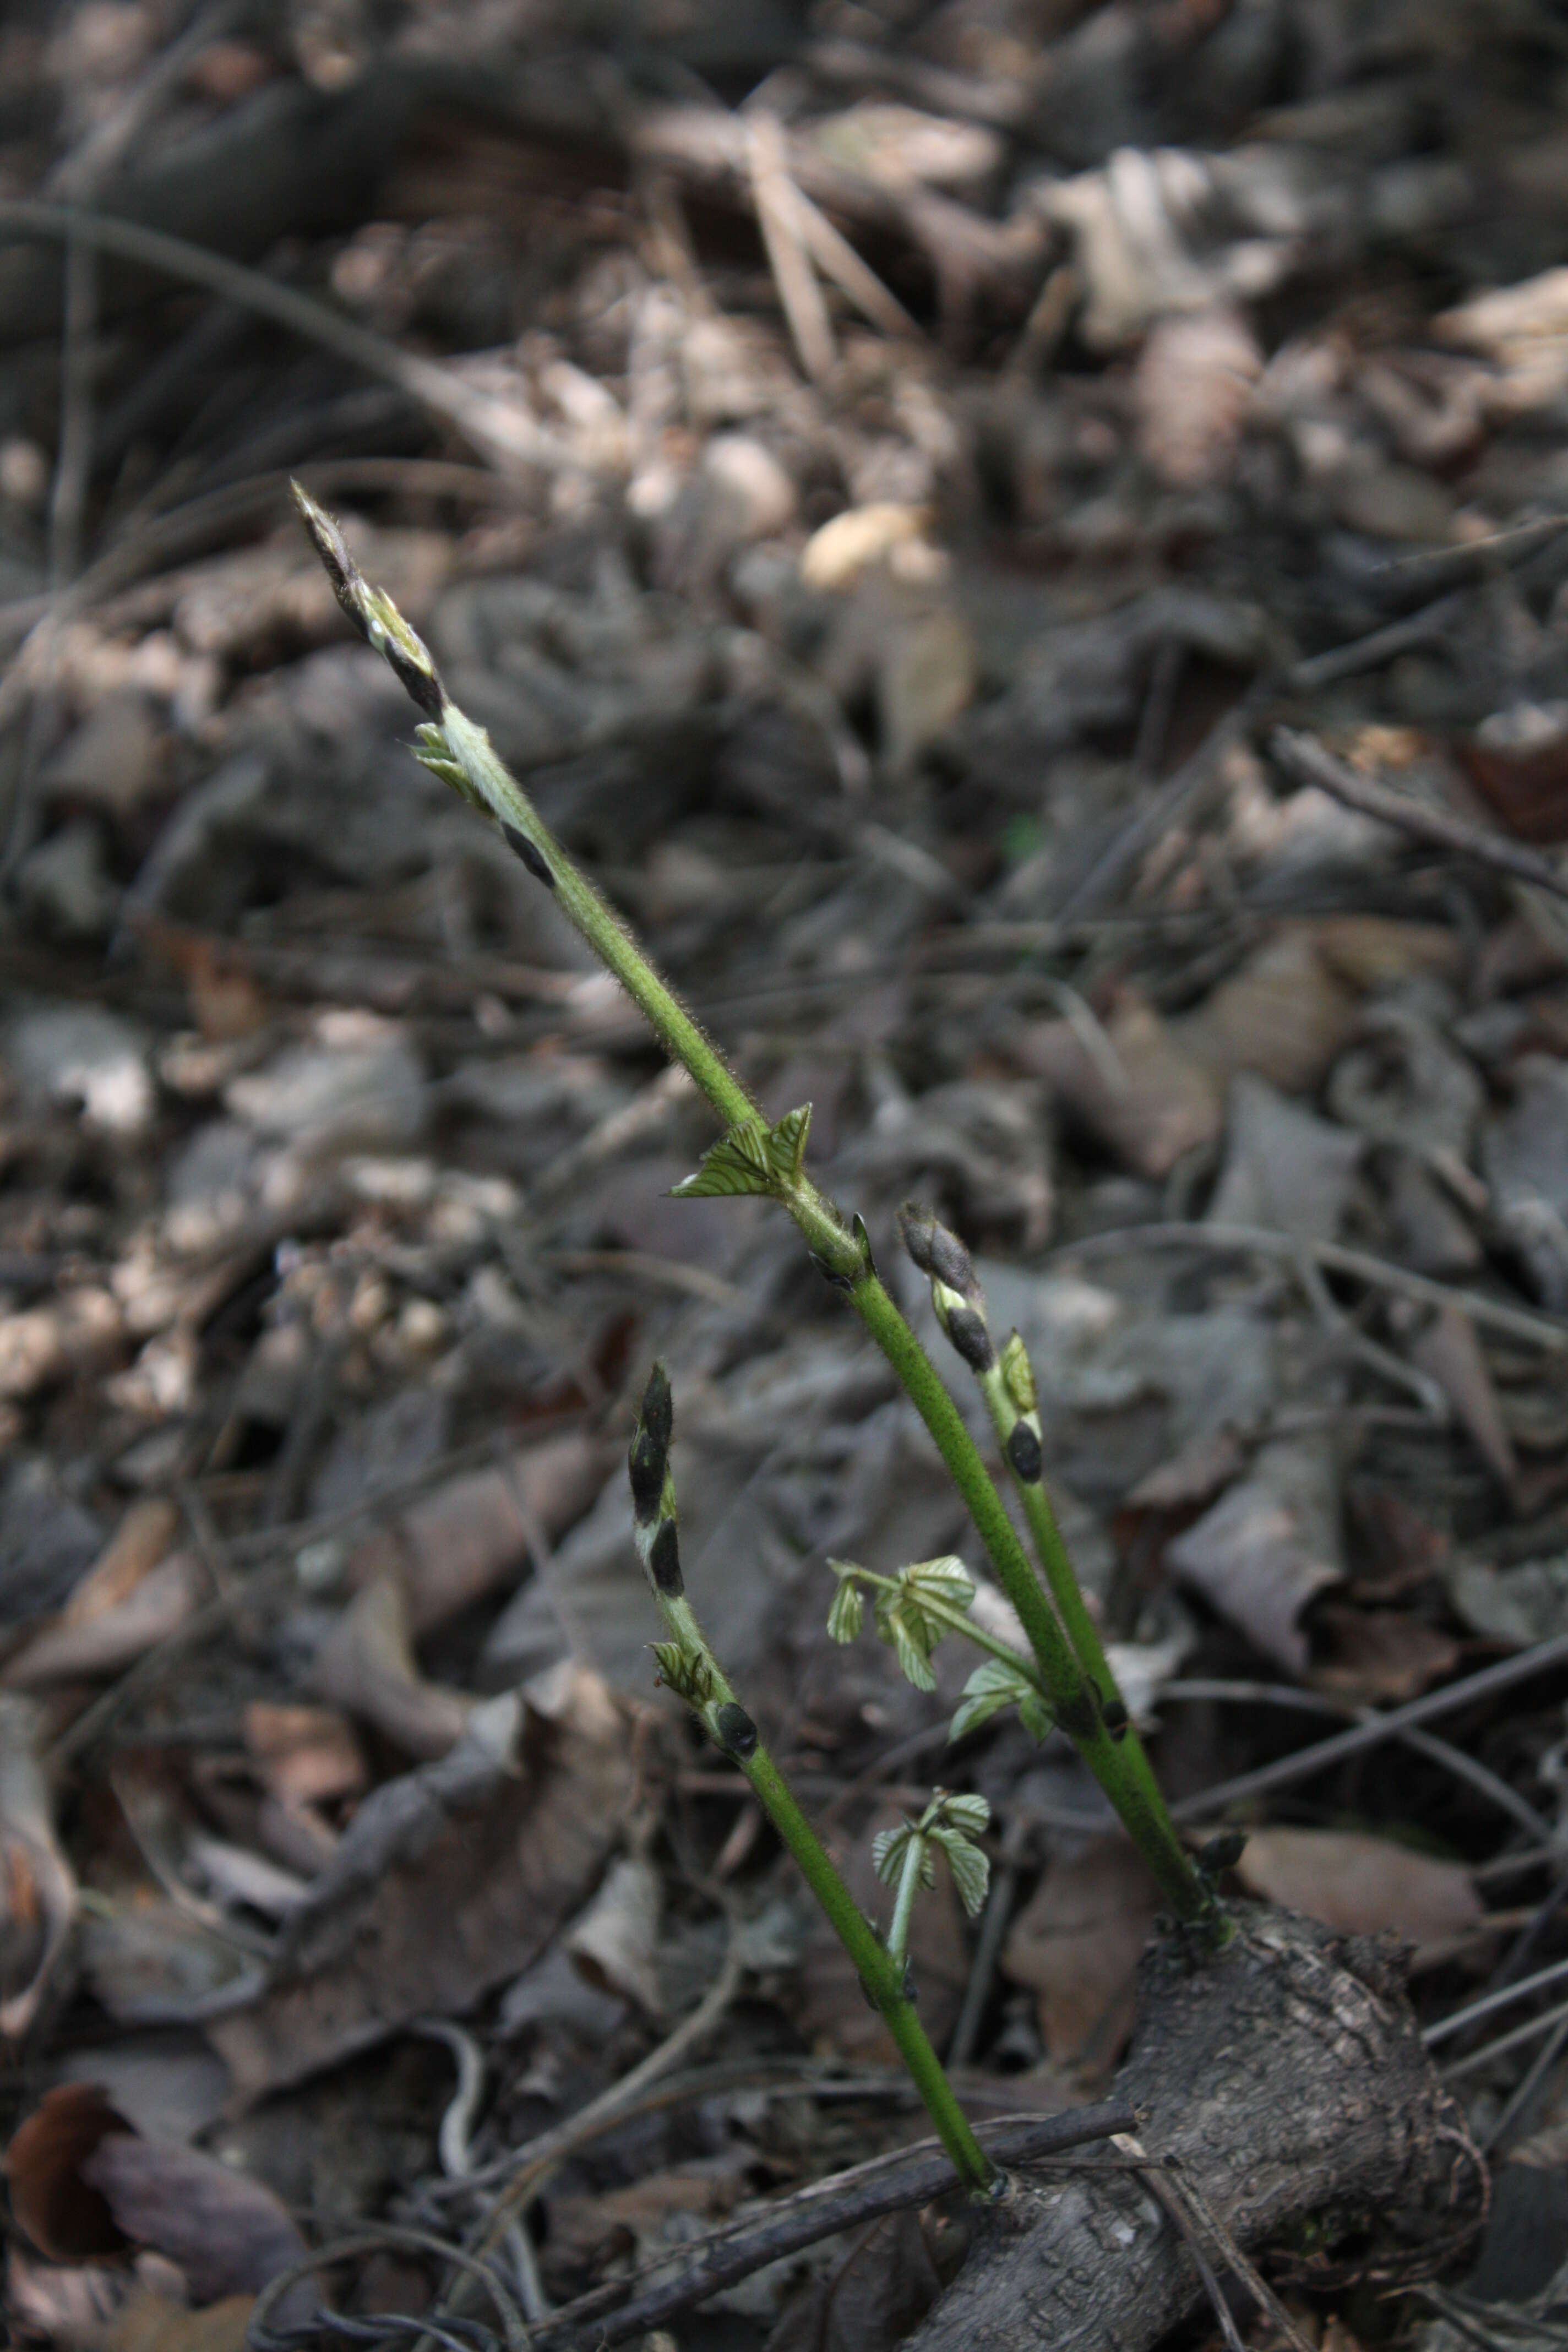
[908,1905,1483,2352]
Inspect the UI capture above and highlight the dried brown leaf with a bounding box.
[1001,1836,1159,2074]
[4,2082,132,2261]
[0,1694,77,2037]
[1166,1433,1344,1676]
[1234,1827,1482,1955]
[307,1572,475,1760]
[1176,926,1360,1096]
[1311,1604,1461,1706]
[4,1556,200,1691]
[208,1667,633,2103]
[1134,305,1261,489]
[105,2288,256,2352]
[1409,1306,1520,1496]
[1015,992,1223,1180]
[343,1434,607,1636]
[80,2133,306,2305]
[242,1703,366,1811]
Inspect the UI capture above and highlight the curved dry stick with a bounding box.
[517,2104,1135,2349]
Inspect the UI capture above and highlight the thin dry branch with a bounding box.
[1270,727,1568,901]
[515,2104,1136,2349]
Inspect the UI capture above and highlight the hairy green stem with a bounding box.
[974,1355,1185,1894]
[628,1371,995,2196]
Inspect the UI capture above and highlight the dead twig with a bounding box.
[1270,727,1568,902]
[518,2104,1136,2350]
[0,202,574,479]
[1175,1635,1568,1823]
[1053,1219,1568,1354]
[747,112,837,383]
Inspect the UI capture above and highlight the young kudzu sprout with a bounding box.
[627,1364,998,2196]
[826,1556,1053,1743]
[874,1792,993,1973]
[292,486,1218,1935]
[899,1200,1219,1933]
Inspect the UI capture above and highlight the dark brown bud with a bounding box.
[503,824,555,889]
[900,1204,978,1303]
[1198,1830,1246,1877]
[943,1302,995,1375]
[628,1363,673,1524]
[714,1702,757,1759]
[1005,1421,1043,1484]
[647,1520,683,1595]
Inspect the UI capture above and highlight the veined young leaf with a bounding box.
[872,1820,935,1890]
[671,1119,774,1199]
[881,1600,938,1691]
[902,1556,975,1610]
[671,1104,814,1200]
[999,1330,1036,1415]
[873,1556,974,1692]
[826,1573,864,1645]
[768,1103,812,1185]
[950,1656,1053,1744]
[929,1791,990,1840]
[928,1821,990,1916]
[651,1640,713,1707]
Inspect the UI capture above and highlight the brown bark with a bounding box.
[907,1905,1483,2352]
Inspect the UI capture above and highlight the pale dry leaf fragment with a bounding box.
[1408,1307,1518,1495]
[565,1854,665,2016]
[0,1286,123,1404]
[3,1554,202,1689]
[1013,990,1223,1180]
[1134,305,1262,488]
[810,102,1004,193]
[4,2081,132,2261]
[1166,1431,1343,1676]
[1446,1551,1568,1649]
[208,1668,633,2102]
[7,2245,126,2348]
[1234,1827,1482,1957]
[1311,1604,1460,1706]
[800,503,931,592]
[242,1703,366,1812]
[0,1695,77,2038]
[1001,1836,1160,2073]
[307,1572,476,1761]
[1207,1074,1364,1245]
[876,601,976,777]
[1175,924,1362,1096]
[80,2132,309,2309]
[104,2286,257,2352]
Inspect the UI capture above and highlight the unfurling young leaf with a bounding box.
[875,1791,992,1923]
[930,1791,990,1840]
[869,1815,921,1891]
[651,1640,713,1707]
[950,1656,1053,1745]
[929,1821,990,1917]
[873,1555,975,1692]
[671,1105,814,1200]
[883,1603,938,1692]
[826,1572,865,1645]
